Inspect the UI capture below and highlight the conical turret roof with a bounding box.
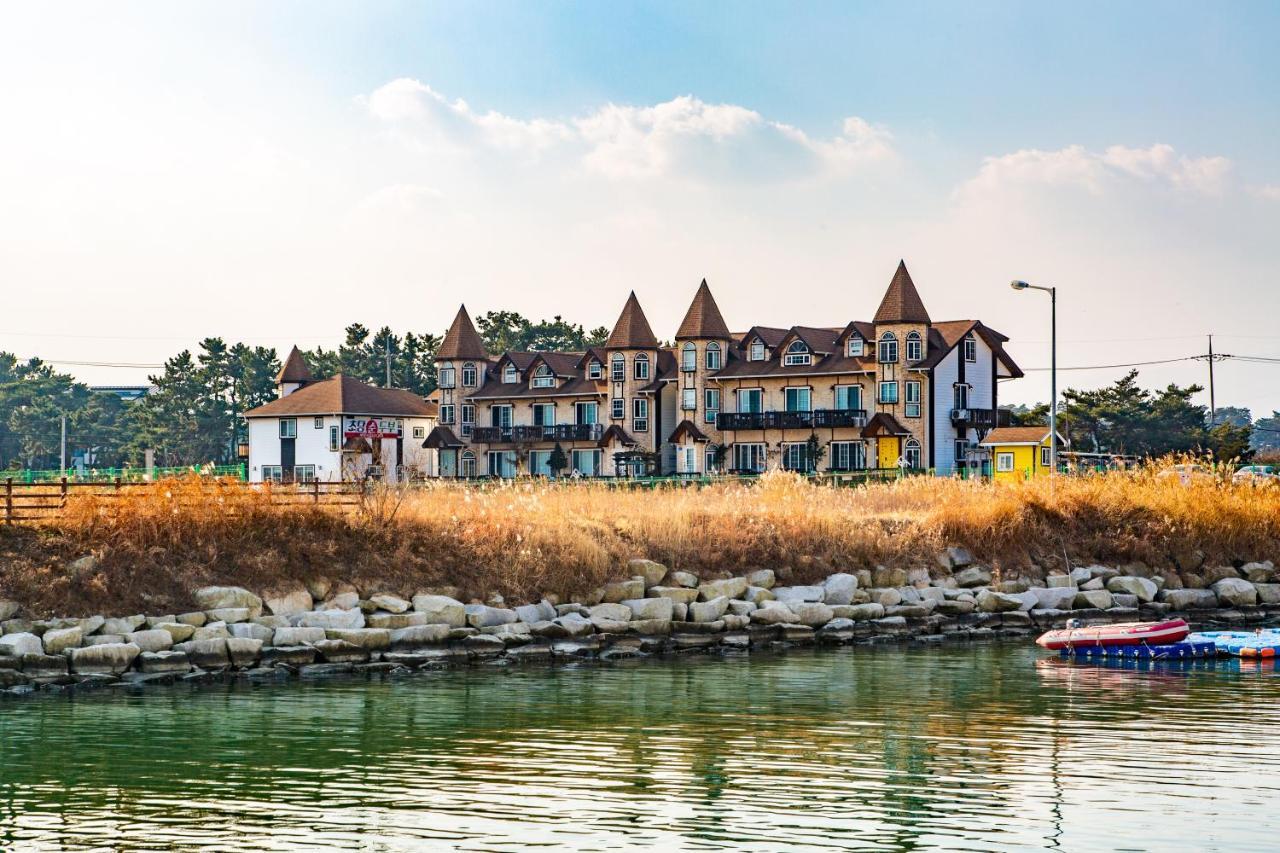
[675,279,732,340]
[437,305,489,360]
[873,260,931,325]
[275,346,312,384]
[604,291,659,349]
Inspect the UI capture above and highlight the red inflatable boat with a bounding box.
[1035,619,1190,650]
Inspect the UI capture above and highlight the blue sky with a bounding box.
[1,1,1279,411]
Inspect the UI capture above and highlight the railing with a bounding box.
[717,409,868,430]
[2,464,247,484]
[472,424,604,443]
[950,408,997,427]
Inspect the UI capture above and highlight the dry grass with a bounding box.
[2,462,1279,617]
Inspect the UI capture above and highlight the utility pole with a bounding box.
[1207,333,1216,425]
[385,337,392,388]
[60,415,66,473]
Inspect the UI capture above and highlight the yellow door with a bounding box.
[877,437,900,469]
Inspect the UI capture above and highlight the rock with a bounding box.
[411,595,467,627]
[1071,590,1112,609]
[205,607,250,624]
[622,597,674,621]
[1255,584,1280,605]
[750,604,799,625]
[867,588,902,608]
[225,637,263,667]
[86,634,126,646]
[647,586,699,604]
[934,599,975,616]
[124,629,174,653]
[1111,594,1139,609]
[1243,561,1277,584]
[885,604,932,618]
[323,592,360,611]
[261,582,313,617]
[1202,565,1241,584]
[68,643,140,675]
[601,579,645,603]
[514,601,557,624]
[823,574,860,605]
[261,645,317,667]
[554,613,594,637]
[367,612,427,629]
[1045,574,1073,589]
[873,565,908,587]
[176,612,207,627]
[297,609,366,630]
[2,619,34,635]
[1211,577,1258,608]
[670,571,700,588]
[369,594,411,614]
[843,602,884,621]
[628,559,668,588]
[689,596,730,623]
[101,615,146,635]
[228,623,274,643]
[1081,577,1104,591]
[1160,588,1218,610]
[0,632,42,657]
[193,622,231,641]
[721,614,750,630]
[175,638,231,668]
[305,577,333,601]
[588,603,632,622]
[0,600,18,622]
[790,602,835,627]
[976,590,1024,613]
[389,624,450,647]
[698,578,748,601]
[939,546,974,569]
[311,639,369,663]
[42,626,83,654]
[1032,587,1078,611]
[273,626,326,646]
[590,617,631,634]
[746,569,776,589]
[67,554,99,579]
[22,654,68,678]
[1105,576,1158,603]
[137,651,191,674]
[771,585,822,604]
[324,628,391,650]
[193,586,263,618]
[628,618,673,635]
[744,586,775,604]
[464,605,518,629]
[1068,567,1092,585]
[954,566,992,588]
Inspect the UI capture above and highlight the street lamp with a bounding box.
[1010,279,1057,475]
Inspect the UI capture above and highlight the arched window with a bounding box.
[963,332,977,363]
[904,438,922,470]
[783,340,811,366]
[906,331,922,362]
[503,363,518,383]
[532,364,555,388]
[610,353,625,381]
[878,332,898,364]
[461,362,478,387]
[705,341,722,370]
[681,342,697,372]
[633,353,650,380]
[460,450,476,479]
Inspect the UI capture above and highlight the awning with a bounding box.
[861,413,912,438]
[598,424,638,447]
[422,425,464,449]
[668,420,709,443]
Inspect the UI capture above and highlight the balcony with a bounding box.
[950,408,997,428]
[716,409,867,431]
[471,424,604,443]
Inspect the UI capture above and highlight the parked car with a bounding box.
[1233,464,1280,486]
[1156,463,1215,485]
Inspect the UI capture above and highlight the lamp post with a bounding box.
[1011,280,1057,475]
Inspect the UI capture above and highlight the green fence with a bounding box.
[3,464,247,484]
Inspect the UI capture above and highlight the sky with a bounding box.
[1,1,1279,412]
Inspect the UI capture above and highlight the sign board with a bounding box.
[343,417,402,439]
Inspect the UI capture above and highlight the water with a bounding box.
[2,644,1279,851]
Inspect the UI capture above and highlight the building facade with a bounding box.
[424,261,1022,478]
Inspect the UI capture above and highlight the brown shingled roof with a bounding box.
[675,279,732,340]
[669,420,709,443]
[275,346,312,384]
[244,374,437,418]
[873,260,931,324]
[438,305,489,360]
[423,425,464,449]
[981,426,1061,446]
[605,292,659,349]
[861,412,912,438]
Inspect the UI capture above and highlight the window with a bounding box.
[878,382,899,404]
[835,385,862,411]
[682,388,697,411]
[503,364,518,383]
[490,405,512,428]
[462,362,478,387]
[632,398,649,432]
[905,380,921,418]
[313,416,324,429]
[610,354,625,381]
[461,404,475,437]
[1041,445,1052,468]
[611,398,625,419]
[997,452,1014,473]
[732,443,766,473]
[750,340,765,361]
[532,364,555,388]
[460,451,476,478]
[953,384,969,411]
[440,404,455,425]
[830,441,865,471]
[964,333,977,363]
[575,401,598,425]
[905,438,922,469]
[738,388,763,414]
[705,448,717,473]
[847,336,864,357]
[878,332,898,364]
[955,440,969,466]
[438,366,456,388]
[783,340,811,366]
[784,387,811,412]
[412,425,425,440]
[329,425,339,452]
[633,354,650,380]
[705,342,721,370]
[262,465,283,482]
[532,403,554,427]
[279,419,297,439]
[906,331,922,362]
[487,451,516,478]
[704,388,720,424]
[781,443,810,472]
[294,464,316,483]
[678,446,697,474]
[681,342,697,372]
[587,360,603,380]
[570,449,601,476]
[529,450,551,477]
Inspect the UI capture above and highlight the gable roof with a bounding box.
[861,412,912,438]
[675,279,732,340]
[780,326,843,355]
[438,305,489,360]
[276,346,312,384]
[739,326,790,350]
[244,374,437,418]
[598,424,637,447]
[874,260,932,325]
[605,291,659,349]
[669,420,710,443]
[423,425,464,449]
[981,426,1063,446]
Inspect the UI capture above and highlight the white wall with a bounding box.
[932,350,960,475]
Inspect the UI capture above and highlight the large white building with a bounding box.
[244,348,438,483]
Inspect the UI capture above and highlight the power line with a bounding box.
[1022,355,1201,372]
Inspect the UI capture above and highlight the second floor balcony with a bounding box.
[717,409,867,431]
[950,408,997,428]
[472,423,604,444]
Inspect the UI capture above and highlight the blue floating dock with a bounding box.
[1188,630,1280,658]
[1059,641,1217,660]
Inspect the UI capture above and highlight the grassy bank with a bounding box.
[2,467,1279,617]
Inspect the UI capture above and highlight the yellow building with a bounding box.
[980,426,1063,481]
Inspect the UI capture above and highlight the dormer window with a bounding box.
[749,340,765,361]
[610,353,625,381]
[964,332,977,363]
[503,363,518,383]
[906,331,922,362]
[878,332,898,364]
[783,340,811,366]
[847,336,864,357]
[633,353,650,380]
[587,360,603,380]
[681,342,697,372]
[462,362,478,387]
[532,364,555,388]
[705,341,721,370]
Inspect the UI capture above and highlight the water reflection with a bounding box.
[2,645,1278,850]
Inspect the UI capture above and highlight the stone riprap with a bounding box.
[2,557,1279,698]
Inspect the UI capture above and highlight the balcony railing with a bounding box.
[717,409,867,431]
[472,424,604,443]
[950,408,996,427]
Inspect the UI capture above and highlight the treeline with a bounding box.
[0,310,608,470]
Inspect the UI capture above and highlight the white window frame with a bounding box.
[964,333,978,363]
[610,354,625,381]
[611,398,625,419]
[532,402,555,427]
[329,425,339,452]
[906,331,922,362]
[440,404,455,425]
[905,380,921,418]
[784,386,811,412]
[681,342,697,372]
[412,425,425,440]
[954,384,970,411]
[575,401,598,425]
[732,442,766,473]
[704,388,720,424]
[681,388,696,411]
[783,340,811,366]
[830,441,865,471]
[847,336,864,357]
[905,438,922,469]
[460,450,476,478]
[835,385,862,411]
[997,452,1015,473]
[587,360,603,380]
[279,418,297,439]
[313,416,324,429]
[737,387,763,414]
[749,340,765,361]
[532,364,555,388]
[438,366,456,389]
[633,354,650,380]
[487,450,516,478]
[632,397,649,432]
[294,464,316,483]
[705,342,721,370]
[878,332,898,364]
[570,448,601,477]
[490,405,512,428]
[262,465,283,482]
[503,364,519,383]
[1041,445,1052,468]
[955,439,969,466]
[878,381,899,404]
[462,362,478,387]
[781,442,809,471]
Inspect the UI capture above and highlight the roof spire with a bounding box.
[873,260,932,325]
[275,346,312,384]
[604,291,659,349]
[676,278,732,340]
[437,304,489,360]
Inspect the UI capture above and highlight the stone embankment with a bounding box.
[2,551,1279,697]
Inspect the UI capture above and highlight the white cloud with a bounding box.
[1252,184,1280,201]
